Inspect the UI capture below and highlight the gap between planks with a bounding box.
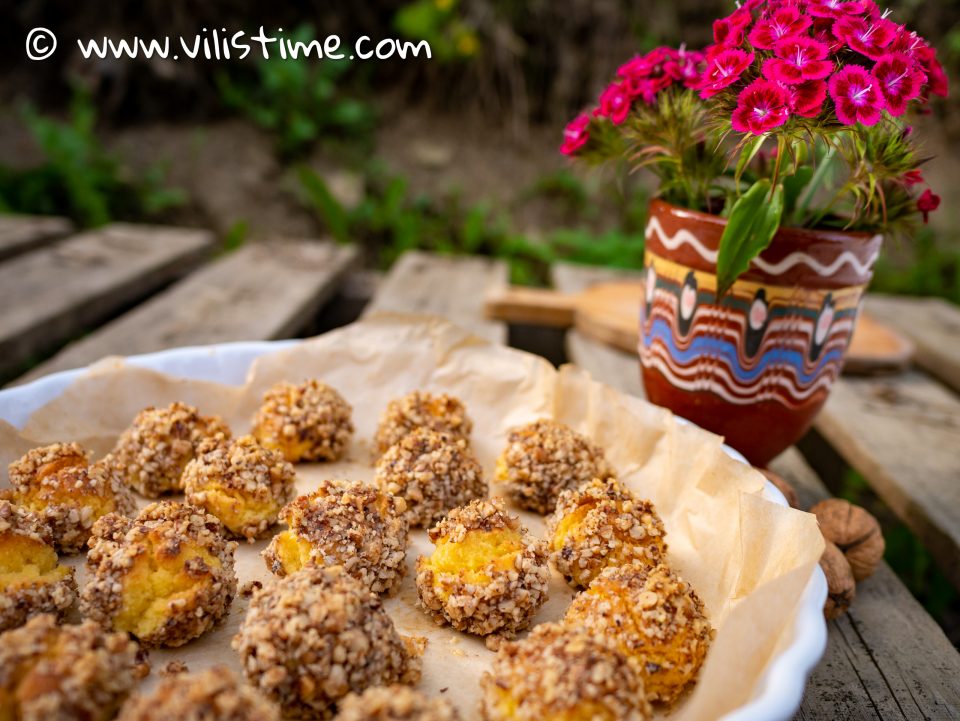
[16,240,358,383]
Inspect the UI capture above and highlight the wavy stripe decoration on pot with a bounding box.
[639,199,882,467]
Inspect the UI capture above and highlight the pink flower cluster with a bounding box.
[560,46,704,155]
[561,0,950,154]
[701,0,947,133]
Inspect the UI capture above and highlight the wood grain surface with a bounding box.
[17,240,358,381]
[0,223,214,378]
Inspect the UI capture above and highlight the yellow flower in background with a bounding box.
[435,0,454,11]
[456,31,478,57]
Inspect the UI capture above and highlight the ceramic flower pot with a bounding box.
[639,199,882,467]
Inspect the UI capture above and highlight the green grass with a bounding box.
[216,23,374,160]
[296,164,648,285]
[0,87,184,227]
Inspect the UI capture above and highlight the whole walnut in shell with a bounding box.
[820,541,856,619]
[811,499,884,581]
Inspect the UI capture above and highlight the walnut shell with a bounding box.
[759,468,799,509]
[811,499,884,581]
[820,541,856,620]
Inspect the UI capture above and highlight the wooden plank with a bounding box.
[773,449,960,721]
[363,251,508,343]
[866,294,960,393]
[17,240,358,381]
[0,215,73,261]
[815,374,960,590]
[554,262,960,721]
[0,223,214,379]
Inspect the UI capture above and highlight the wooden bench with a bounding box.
[3,228,959,719]
[18,240,358,382]
[0,214,73,261]
[0,223,214,380]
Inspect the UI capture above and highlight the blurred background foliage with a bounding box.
[0,0,957,635]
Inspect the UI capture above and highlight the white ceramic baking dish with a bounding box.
[0,339,827,721]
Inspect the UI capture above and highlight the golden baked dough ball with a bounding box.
[546,477,666,589]
[263,479,408,596]
[233,565,423,720]
[108,402,232,497]
[480,622,649,721]
[80,500,237,647]
[183,434,296,541]
[563,563,714,705]
[5,442,136,553]
[416,497,549,638]
[0,613,145,721]
[494,419,614,515]
[117,666,280,721]
[334,686,461,721]
[0,501,76,633]
[251,380,354,463]
[375,391,472,455]
[375,428,487,528]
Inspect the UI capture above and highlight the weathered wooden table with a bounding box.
[4,215,959,720]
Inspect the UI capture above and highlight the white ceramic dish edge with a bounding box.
[0,339,827,721]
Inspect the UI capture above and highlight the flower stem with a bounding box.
[792,145,837,226]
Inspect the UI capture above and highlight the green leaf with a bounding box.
[296,167,350,243]
[716,179,784,296]
[735,134,766,187]
[782,166,814,217]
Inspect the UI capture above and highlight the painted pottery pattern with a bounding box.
[639,200,882,465]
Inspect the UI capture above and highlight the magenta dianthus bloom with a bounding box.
[560,114,590,156]
[872,53,926,115]
[833,15,898,60]
[788,79,829,117]
[731,79,792,135]
[917,188,941,223]
[713,9,752,47]
[763,36,834,84]
[698,47,755,98]
[808,0,872,19]
[747,6,811,50]
[597,82,632,125]
[828,65,883,126]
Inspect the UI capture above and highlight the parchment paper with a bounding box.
[0,314,823,720]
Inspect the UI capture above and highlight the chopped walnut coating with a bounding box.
[80,500,237,648]
[251,379,354,462]
[416,497,549,638]
[233,565,422,720]
[117,666,281,721]
[184,434,296,541]
[480,622,650,721]
[375,391,472,455]
[564,562,714,705]
[263,479,409,596]
[334,686,461,721]
[547,477,666,589]
[0,500,76,633]
[494,419,614,515]
[0,613,144,721]
[108,402,232,497]
[5,442,136,553]
[375,428,487,528]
